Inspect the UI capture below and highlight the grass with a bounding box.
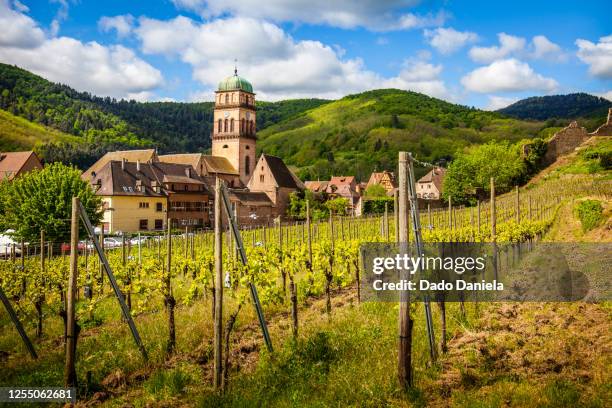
[0,108,81,151]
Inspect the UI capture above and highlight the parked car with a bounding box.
[60,241,88,253]
[103,237,123,249]
[130,236,148,246]
[0,230,22,258]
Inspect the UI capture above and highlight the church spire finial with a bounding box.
[234,58,238,75]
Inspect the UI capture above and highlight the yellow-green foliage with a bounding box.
[0,108,80,151]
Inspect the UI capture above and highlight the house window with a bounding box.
[139,219,148,230]
[155,219,163,230]
[139,202,149,209]
[156,202,163,212]
[245,155,250,175]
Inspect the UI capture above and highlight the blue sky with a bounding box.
[0,0,610,109]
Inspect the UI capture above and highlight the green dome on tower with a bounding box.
[218,69,253,93]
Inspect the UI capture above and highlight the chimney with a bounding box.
[136,160,141,172]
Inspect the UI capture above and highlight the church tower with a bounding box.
[211,68,257,186]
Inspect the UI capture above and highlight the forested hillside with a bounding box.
[498,93,611,123]
[0,64,328,168]
[257,89,548,180]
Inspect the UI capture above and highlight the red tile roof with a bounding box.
[0,151,42,180]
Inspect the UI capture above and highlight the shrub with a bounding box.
[574,199,604,232]
[362,197,394,214]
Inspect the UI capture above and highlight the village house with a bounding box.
[158,153,241,187]
[84,149,157,179]
[326,176,361,210]
[0,151,42,180]
[90,159,211,234]
[415,167,446,200]
[304,180,328,194]
[366,170,397,195]
[227,190,275,225]
[247,154,305,218]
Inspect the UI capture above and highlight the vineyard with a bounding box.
[0,163,610,405]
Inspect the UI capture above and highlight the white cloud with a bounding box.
[12,0,28,12]
[485,95,519,111]
[98,14,134,38]
[469,33,565,63]
[424,27,478,54]
[50,0,69,37]
[469,33,526,63]
[530,35,564,60]
[576,35,612,79]
[383,58,450,100]
[0,0,45,48]
[0,3,163,99]
[135,15,452,101]
[171,0,445,31]
[461,58,558,93]
[136,16,199,55]
[597,90,612,101]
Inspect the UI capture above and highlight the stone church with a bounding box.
[208,69,304,224]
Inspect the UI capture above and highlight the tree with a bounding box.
[364,183,387,198]
[325,198,350,216]
[443,141,527,205]
[0,163,102,242]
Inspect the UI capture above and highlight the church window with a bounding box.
[230,118,234,132]
[245,145,250,150]
[224,119,228,132]
[260,174,264,183]
[241,118,245,133]
[245,155,251,175]
[218,119,222,133]
[225,94,229,104]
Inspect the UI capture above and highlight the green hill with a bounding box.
[0,63,328,167]
[257,89,547,180]
[0,108,80,151]
[498,93,611,123]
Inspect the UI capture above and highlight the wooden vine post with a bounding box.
[36,230,45,338]
[214,178,224,389]
[394,190,399,243]
[165,219,176,355]
[397,152,414,389]
[306,200,313,270]
[515,186,520,223]
[65,197,79,388]
[490,178,498,281]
